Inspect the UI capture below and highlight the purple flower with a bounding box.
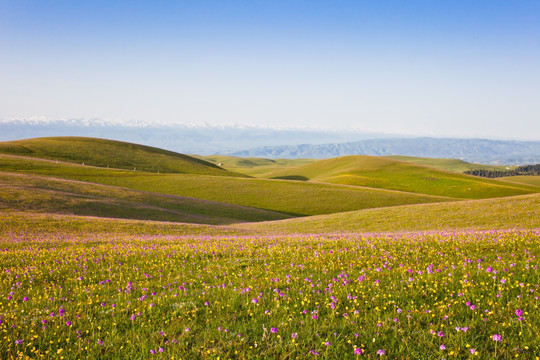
[185,327,190,332]
[354,348,363,355]
[309,349,320,355]
[14,339,24,345]
[470,349,476,354]
[23,297,28,302]
[492,334,502,342]
[150,349,156,354]
[252,298,258,304]
[515,309,523,317]
[377,349,386,356]
[437,331,444,337]
[159,348,164,353]
[440,344,446,350]
[324,341,331,346]
[66,321,72,326]
[291,333,298,339]
[270,327,278,333]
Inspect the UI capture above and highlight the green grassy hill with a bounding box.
[0,154,455,217]
[3,193,537,237]
[265,155,536,199]
[0,171,291,224]
[387,155,511,172]
[0,137,246,177]
[238,193,540,234]
[497,175,540,188]
[196,155,316,177]
[0,211,247,237]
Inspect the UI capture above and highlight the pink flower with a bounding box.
[377,349,386,355]
[440,344,446,350]
[492,334,502,342]
[270,327,278,333]
[515,309,523,317]
[437,331,444,337]
[354,348,363,355]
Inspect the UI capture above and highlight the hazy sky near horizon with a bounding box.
[1,1,539,140]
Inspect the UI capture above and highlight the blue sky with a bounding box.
[1,1,539,139]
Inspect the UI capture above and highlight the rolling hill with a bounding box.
[0,171,291,224]
[386,155,511,173]
[196,155,317,177]
[238,193,540,234]
[0,137,246,177]
[2,137,538,234]
[265,155,537,199]
[496,175,540,188]
[0,153,455,217]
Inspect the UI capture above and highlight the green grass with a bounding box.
[0,210,248,237]
[0,154,455,217]
[239,193,540,234]
[0,171,291,225]
[497,175,540,188]
[196,155,317,177]
[0,137,246,177]
[387,155,512,172]
[265,155,537,199]
[1,229,538,359]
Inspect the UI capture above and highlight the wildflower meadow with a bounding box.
[1,229,538,359]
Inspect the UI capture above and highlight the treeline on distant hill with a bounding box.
[465,164,540,178]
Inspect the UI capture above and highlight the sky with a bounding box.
[1,0,539,140]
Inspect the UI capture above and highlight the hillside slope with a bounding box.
[238,193,540,234]
[0,172,291,224]
[265,155,537,199]
[196,155,316,176]
[0,137,245,177]
[497,175,540,188]
[386,155,510,173]
[0,154,456,217]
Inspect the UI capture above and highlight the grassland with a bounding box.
[387,155,511,172]
[0,172,291,225]
[239,193,540,234]
[197,155,317,177]
[265,155,537,199]
[0,137,246,177]
[497,175,540,187]
[0,211,247,237]
[1,137,539,359]
[1,229,538,359]
[0,154,455,217]
[2,193,538,239]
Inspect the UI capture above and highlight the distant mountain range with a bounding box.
[1,118,539,164]
[0,118,385,155]
[228,138,540,165]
